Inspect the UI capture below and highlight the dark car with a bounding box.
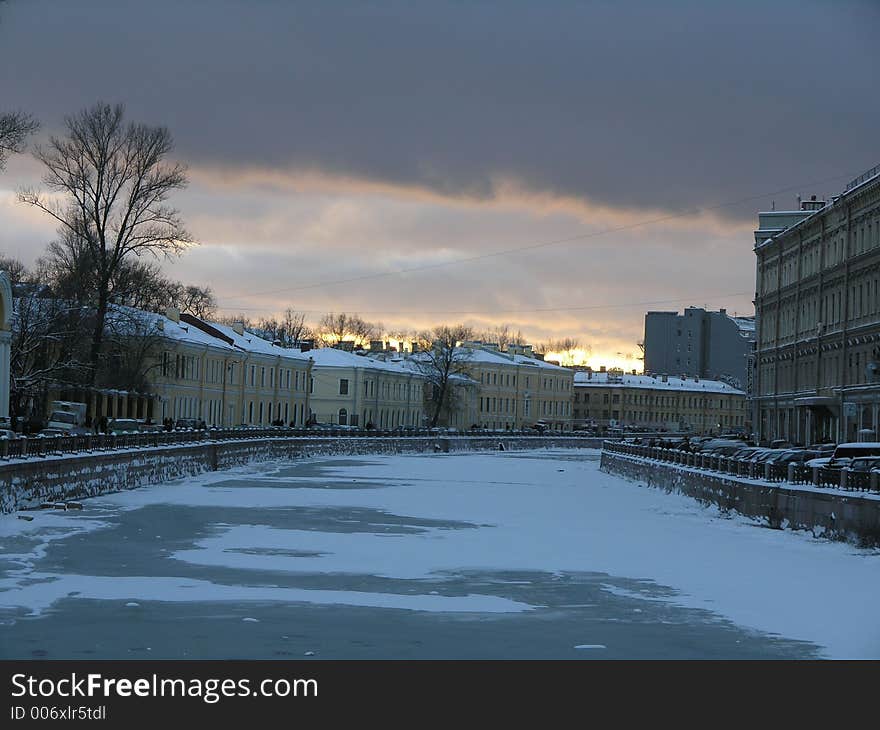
[174,418,203,430]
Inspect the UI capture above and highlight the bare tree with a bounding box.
[0,111,38,171]
[169,283,215,318]
[100,307,164,392]
[281,307,312,346]
[475,324,527,350]
[319,312,381,347]
[214,313,254,330]
[0,255,29,286]
[414,324,473,427]
[37,229,214,317]
[19,102,194,383]
[9,295,91,422]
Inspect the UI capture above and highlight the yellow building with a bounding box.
[461,342,574,431]
[308,347,427,428]
[573,368,747,434]
[147,308,312,427]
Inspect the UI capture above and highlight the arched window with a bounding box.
[338,408,348,425]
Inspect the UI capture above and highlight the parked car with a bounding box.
[844,456,880,474]
[174,418,203,430]
[0,428,19,440]
[769,439,795,449]
[764,449,820,466]
[822,442,880,470]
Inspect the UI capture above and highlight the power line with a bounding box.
[214,291,753,317]
[219,170,856,303]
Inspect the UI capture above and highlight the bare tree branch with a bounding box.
[18,102,194,382]
[0,110,38,170]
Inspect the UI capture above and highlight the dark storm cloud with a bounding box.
[1,0,878,219]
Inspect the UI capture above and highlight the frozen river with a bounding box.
[1,449,878,659]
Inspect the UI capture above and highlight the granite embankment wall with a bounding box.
[600,450,880,547]
[0,436,601,513]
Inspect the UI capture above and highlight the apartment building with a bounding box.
[144,309,312,426]
[573,368,747,434]
[753,165,880,444]
[461,342,574,431]
[308,347,427,428]
[184,315,312,427]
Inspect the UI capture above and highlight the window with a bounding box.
[338,408,348,425]
[339,378,349,395]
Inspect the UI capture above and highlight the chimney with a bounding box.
[411,341,420,353]
[523,345,533,357]
[719,308,726,315]
[165,306,180,323]
[599,365,606,373]
[300,340,313,353]
[232,321,245,336]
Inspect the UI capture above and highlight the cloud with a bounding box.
[1,0,873,364]
[1,0,877,219]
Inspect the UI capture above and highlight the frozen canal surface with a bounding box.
[1,449,878,659]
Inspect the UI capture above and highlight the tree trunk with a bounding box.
[431,379,447,427]
[89,288,109,386]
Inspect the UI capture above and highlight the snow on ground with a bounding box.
[1,448,878,658]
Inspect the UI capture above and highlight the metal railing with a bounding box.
[602,441,880,494]
[0,427,598,463]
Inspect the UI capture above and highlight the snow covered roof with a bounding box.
[204,320,311,363]
[308,347,423,375]
[573,370,744,395]
[108,305,237,352]
[457,346,570,372]
[509,353,569,372]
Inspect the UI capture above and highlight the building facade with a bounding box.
[573,368,747,434]
[147,309,313,427]
[461,342,574,431]
[753,166,880,445]
[308,347,427,428]
[644,307,754,390]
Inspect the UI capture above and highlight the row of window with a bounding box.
[761,273,880,345]
[477,370,573,392]
[478,396,570,417]
[761,209,880,293]
[161,352,309,392]
[574,390,742,409]
[333,408,421,428]
[340,378,418,400]
[759,345,879,395]
[575,408,746,426]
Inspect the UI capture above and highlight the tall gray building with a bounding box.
[643,307,754,391]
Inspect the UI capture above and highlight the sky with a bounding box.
[1,0,878,370]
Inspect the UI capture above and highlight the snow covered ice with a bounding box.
[0,449,877,659]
